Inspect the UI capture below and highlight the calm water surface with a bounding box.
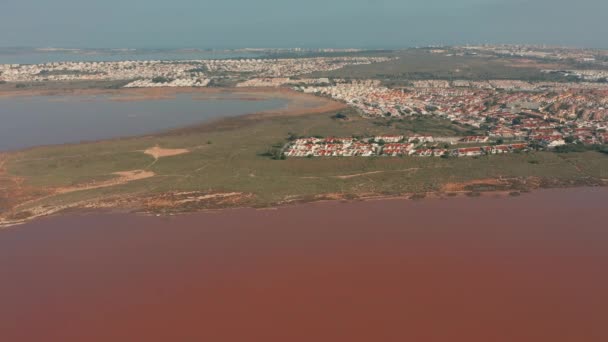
[1,187,607,341]
[0,94,286,150]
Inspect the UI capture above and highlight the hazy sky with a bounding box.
[2,0,607,48]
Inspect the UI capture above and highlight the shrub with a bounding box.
[151,76,173,84]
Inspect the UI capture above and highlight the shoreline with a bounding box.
[1,85,606,228]
[0,84,327,101]
[2,184,606,229]
[0,86,350,227]
[0,86,348,153]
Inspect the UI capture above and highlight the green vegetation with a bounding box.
[554,144,608,154]
[4,110,607,217]
[331,112,348,120]
[308,49,574,84]
[151,76,174,83]
[372,115,485,136]
[187,67,208,73]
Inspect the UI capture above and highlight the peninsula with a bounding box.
[1,46,608,227]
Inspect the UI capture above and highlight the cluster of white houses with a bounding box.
[0,57,391,85]
[284,136,530,158]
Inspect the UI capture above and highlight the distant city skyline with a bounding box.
[1,0,607,49]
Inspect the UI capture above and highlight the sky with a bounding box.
[1,0,607,49]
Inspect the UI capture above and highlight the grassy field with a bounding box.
[309,49,572,84]
[2,108,607,223]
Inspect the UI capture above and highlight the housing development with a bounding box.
[284,136,530,158]
[0,56,391,85]
[292,79,608,157]
[2,45,608,160]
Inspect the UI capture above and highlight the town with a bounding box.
[3,46,608,159]
[0,56,392,85]
[285,135,549,158]
[295,79,608,154]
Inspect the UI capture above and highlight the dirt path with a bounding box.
[333,171,386,179]
[301,168,420,180]
[56,170,155,194]
[144,147,190,159]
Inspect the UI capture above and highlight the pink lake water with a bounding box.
[1,187,607,341]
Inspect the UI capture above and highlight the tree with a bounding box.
[529,141,543,150]
[287,132,299,141]
[151,76,173,83]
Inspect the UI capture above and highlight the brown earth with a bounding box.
[442,178,512,192]
[0,153,50,215]
[55,170,155,195]
[143,146,190,159]
[505,58,565,69]
[333,168,419,179]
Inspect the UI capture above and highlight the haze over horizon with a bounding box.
[1,0,607,49]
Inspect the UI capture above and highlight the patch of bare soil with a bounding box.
[333,168,419,179]
[56,170,155,194]
[442,178,511,192]
[144,146,190,159]
[504,58,564,69]
[333,171,385,179]
[1,170,155,227]
[143,191,252,211]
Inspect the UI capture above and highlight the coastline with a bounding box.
[0,86,348,153]
[0,86,349,227]
[2,183,606,229]
[1,85,607,228]
[3,184,607,342]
